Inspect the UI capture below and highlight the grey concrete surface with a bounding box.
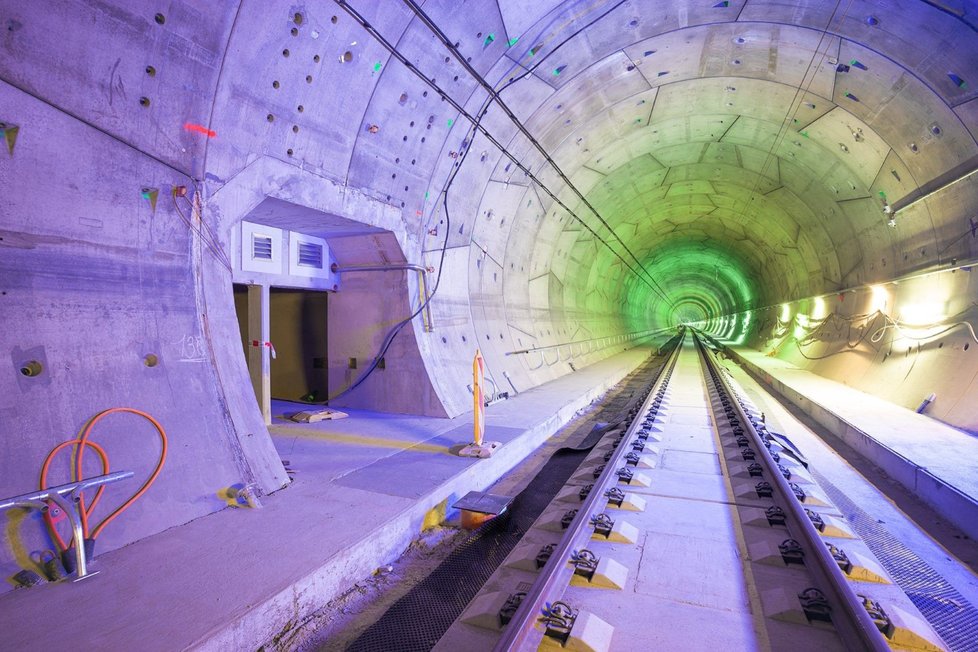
[733,346,978,541]
[2,0,978,645]
[0,348,648,651]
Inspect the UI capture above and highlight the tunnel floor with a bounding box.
[0,349,649,651]
[1,345,977,650]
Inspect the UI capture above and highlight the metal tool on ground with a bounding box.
[453,491,514,530]
[0,471,135,581]
[35,407,168,577]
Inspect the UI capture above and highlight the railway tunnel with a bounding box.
[1,1,978,650]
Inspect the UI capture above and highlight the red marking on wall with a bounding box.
[184,123,217,138]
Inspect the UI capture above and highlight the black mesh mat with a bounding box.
[343,421,616,652]
[342,368,661,651]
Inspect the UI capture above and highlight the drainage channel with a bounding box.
[430,329,950,652]
[342,335,683,652]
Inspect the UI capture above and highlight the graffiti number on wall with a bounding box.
[176,334,208,363]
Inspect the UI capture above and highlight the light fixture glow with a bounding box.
[899,301,946,326]
[811,296,827,320]
[869,285,888,313]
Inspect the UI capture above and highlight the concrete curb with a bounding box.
[191,355,647,651]
[729,350,978,543]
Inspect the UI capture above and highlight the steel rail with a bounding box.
[693,332,890,652]
[492,333,683,651]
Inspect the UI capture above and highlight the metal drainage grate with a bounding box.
[814,470,978,652]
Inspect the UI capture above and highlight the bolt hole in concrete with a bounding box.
[145,65,156,76]
[143,354,159,367]
[154,12,165,25]
[342,51,353,63]
[293,12,303,25]
[20,360,42,377]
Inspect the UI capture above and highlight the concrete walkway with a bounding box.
[730,347,978,541]
[0,348,650,652]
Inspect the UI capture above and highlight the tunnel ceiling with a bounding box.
[4,0,977,413]
[321,0,974,332]
[217,0,978,389]
[454,1,978,330]
[153,1,977,327]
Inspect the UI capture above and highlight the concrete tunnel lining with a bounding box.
[1,0,977,602]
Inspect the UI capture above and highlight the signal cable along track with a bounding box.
[434,329,950,652]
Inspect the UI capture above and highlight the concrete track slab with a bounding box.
[556,345,759,650]
[635,531,749,610]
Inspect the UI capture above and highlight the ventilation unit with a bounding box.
[289,233,331,279]
[240,221,284,274]
[297,241,323,268]
[252,234,274,260]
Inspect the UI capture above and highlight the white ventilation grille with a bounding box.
[240,221,283,274]
[289,233,331,280]
[252,234,273,260]
[297,241,323,268]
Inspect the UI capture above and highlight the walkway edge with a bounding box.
[728,349,978,543]
[189,354,649,651]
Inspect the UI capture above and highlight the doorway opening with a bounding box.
[233,284,329,411]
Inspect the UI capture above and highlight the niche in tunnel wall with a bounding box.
[325,233,447,418]
[232,285,328,403]
[227,197,447,418]
[270,289,328,402]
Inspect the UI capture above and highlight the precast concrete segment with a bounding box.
[4,0,978,604]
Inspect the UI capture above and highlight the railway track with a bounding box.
[433,329,950,652]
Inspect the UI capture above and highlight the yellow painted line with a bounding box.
[268,424,451,454]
